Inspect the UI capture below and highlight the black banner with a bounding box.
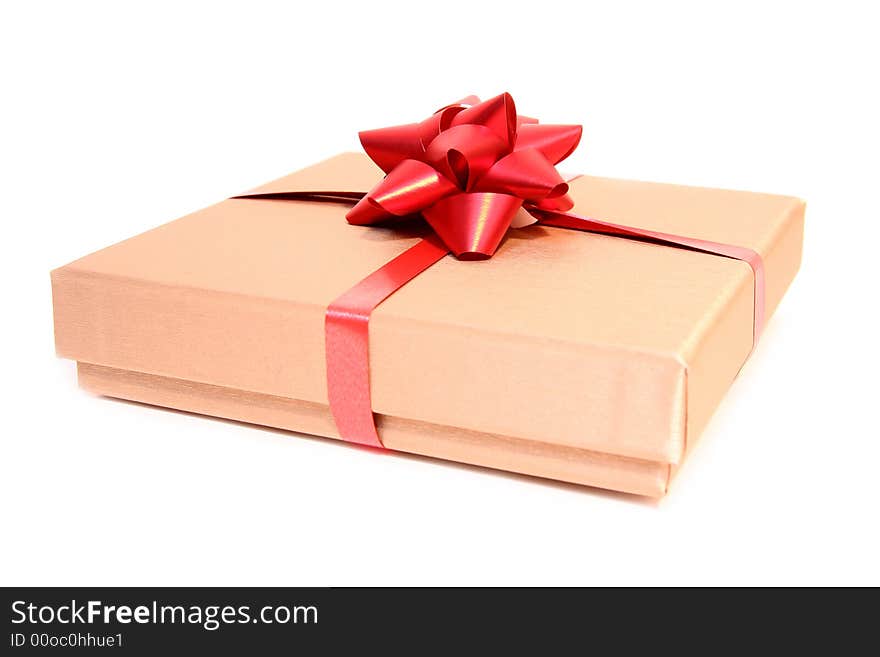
[1,587,869,653]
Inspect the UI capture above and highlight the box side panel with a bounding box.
[52,266,686,463]
[762,200,805,320]
[683,199,805,457]
[51,266,327,400]
[77,363,670,497]
[371,314,688,463]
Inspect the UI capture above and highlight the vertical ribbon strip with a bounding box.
[325,235,449,448]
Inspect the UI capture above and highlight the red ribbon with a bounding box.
[236,94,765,449]
[324,236,448,447]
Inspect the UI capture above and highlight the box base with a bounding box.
[77,362,672,497]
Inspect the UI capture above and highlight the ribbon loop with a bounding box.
[422,192,523,259]
[424,124,509,190]
[449,92,518,150]
[475,148,569,200]
[358,123,426,174]
[347,159,457,222]
[514,123,583,164]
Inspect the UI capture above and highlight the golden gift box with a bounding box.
[51,151,804,496]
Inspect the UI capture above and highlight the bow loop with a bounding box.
[422,193,522,260]
[424,124,509,190]
[419,104,468,148]
[531,192,575,212]
[358,123,425,174]
[449,92,518,151]
[348,159,458,223]
[475,148,568,201]
[514,123,583,164]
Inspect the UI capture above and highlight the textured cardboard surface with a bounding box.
[78,363,671,497]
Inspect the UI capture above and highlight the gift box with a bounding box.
[50,97,804,496]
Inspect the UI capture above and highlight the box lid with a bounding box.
[51,153,804,463]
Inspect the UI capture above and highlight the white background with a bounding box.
[2,1,878,586]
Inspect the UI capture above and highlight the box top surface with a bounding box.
[61,153,800,354]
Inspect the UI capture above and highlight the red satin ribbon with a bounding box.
[325,236,448,448]
[236,94,766,449]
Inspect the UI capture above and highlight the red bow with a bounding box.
[347,93,583,259]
